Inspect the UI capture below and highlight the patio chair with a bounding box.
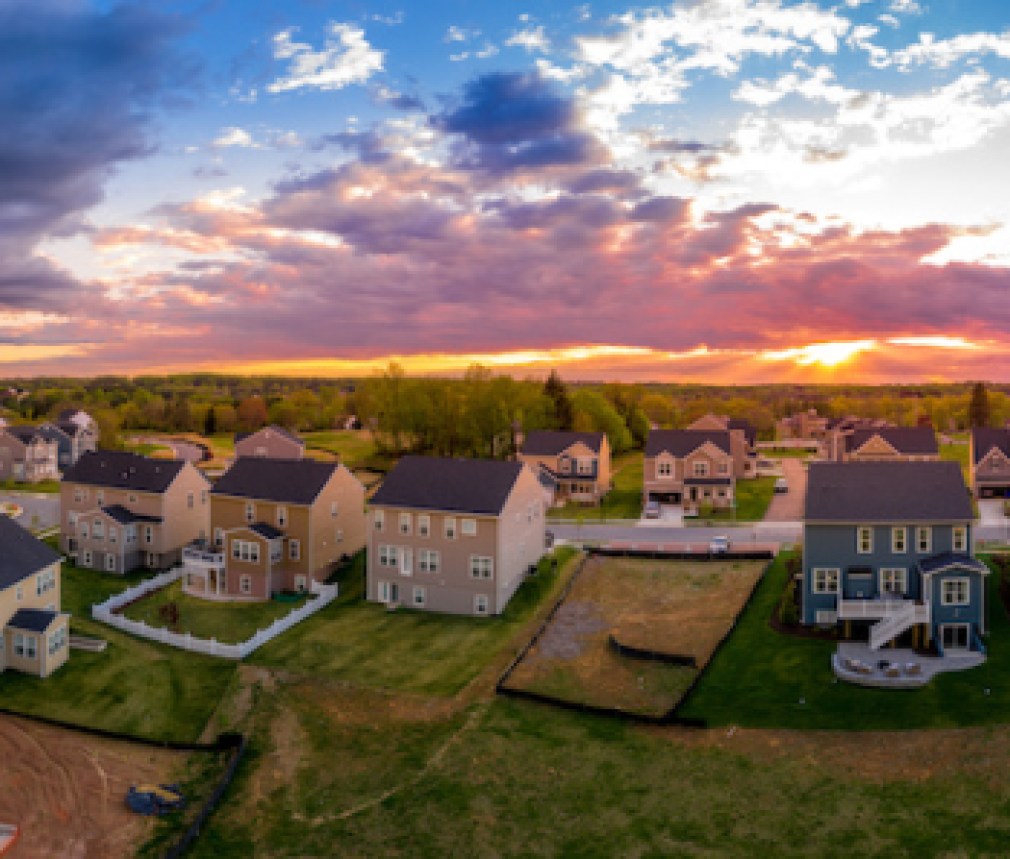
[904,662,921,676]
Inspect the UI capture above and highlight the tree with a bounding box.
[969,382,991,428]
[543,370,574,430]
[237,395,268,432]
[203,405,217,436]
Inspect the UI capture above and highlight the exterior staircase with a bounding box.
[869,602,925,650]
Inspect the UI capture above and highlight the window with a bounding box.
[418,515,430,537]
[82,550,92,567]
[857,527,873,554]
[942,578,970,606]
[657,460,672,478]
[144,525,154,545]
[577,458,594,475]
[231,539,261,563]
[378,545,399,567]
[109,526,118,544]
[49,626,66,656]
[717,462,730,475]
[812,568,839,593]
[330,501,339,517]
[105,553,116,572]
[693,461,709,478]
[67,510,78,528]
[335,529,343,543]
[289,539,301,561]
[880,568,907,595]
[128,493,138,504]
[126,525,137,543]
[891,527,906,553]
[245,502,255,523]
[187,492,194,509]
[952,526,968,553]
[14,633,36,659]
[413,586,426,607]
[79,521,89,539]
[96,490,104,505]
[474,594,489,616]
[461,518,477,537]
[399,512,412,535]
[92,520,104,541]
[470,556,494,579]
[558,455,571,474]
[294,575,308,593]
[277,506,288,528]
[240,575,252,595]
[374,510,384,532]
[201,490,208,505]
[419,549,440,573]
[916,526,932,554]
[444,517,456,540]
[214,527,224,547]
[74,487,84,503]
[35,568,56,596]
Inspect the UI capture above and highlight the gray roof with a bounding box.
[102,505,162,525]
[248,522,285,539]
[845,426,938,455]
[371,456,526,515]
[971,427,1010,465]
[234,425,305,447]
[4,425,45,444]
[521,431,604,456]
[0,516,61,590]
[645,429,731,458]
[62,451,188,493]
[7,608,61,634]
[57,421,87,437]
[805,461,972,522]
[918,552,989,576]
[213,457,337,504]
[727,419,757,447]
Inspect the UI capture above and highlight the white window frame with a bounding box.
[474,594,489,616]
[92,519,104,541]
[413,586,426,607]
[245,502,255,523]
[374,509,384,532]
[277,506,288,528]
[105,553,116,572]
[879,567,907,595]
[240,575,252,595]
[812,568,839,594]
[891,527,906,554]
[657,460,672,478]
[187,492,195,509]
[856,527,873,554]
[378,544,398,568]
[952,526,968,553]
[470,555,494,579]
[418,515,430,537]
[400,548,413,577]
[330,501,338,518]
[692,460,709,478]
[461,518,477,537]
[109,526,117,544]
[419,549,439,573]
[941,577,970,606]
[577,458,594,476]
[214,527,224,547]
[289,539,301,561]
[916,526,932,554]
[144,525,154,545]
[444,517,456,540]
[82,550,93,567]
[399,512,412,535]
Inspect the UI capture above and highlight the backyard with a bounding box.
[549,451,643,521]
[505,555,767,716]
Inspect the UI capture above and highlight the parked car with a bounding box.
[774,478,788,493]
[644,500,661,519]
[709,535,731,554]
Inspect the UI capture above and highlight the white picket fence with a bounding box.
[91,569,338,660]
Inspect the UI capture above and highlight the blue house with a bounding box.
[803,461,987,654]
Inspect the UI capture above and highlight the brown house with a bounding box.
[234,426,305,460]
[0,427,59,483]
[0,516,70,678]
[366,457,545,616]
[182,457,366,601]
[644,430,735,512]
[970,427,1010,499]
[518,430,611,505]
[686,414,757,478]
[60,450,211,574]
[841,427,939,462]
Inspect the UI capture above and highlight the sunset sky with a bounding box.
[4,0,1010,382]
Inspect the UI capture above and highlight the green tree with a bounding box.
[969,382,990,428]
[544,370,574,430]
[203,405,217,436]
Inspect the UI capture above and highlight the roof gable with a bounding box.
[972,427,1010,465]
[234,425,305,447]
[212,457,338,505]
[521,431,604,456]
[371,456,526,515]
[646,429,731,458]
[0,516,61,590]
[846,427,938,456]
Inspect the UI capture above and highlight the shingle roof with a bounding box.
[63,450,189,492]
[57,421,86,437]
[727,419,757,447]
[4,426,45,444]
[645,430,731,458]
[845,426,938,455]
[101,504,163,525]
[918,552,989,576]
[521,431,604,456]
[6,608,61,634]
[247,522,285,539]
[234,425,305,447]
[971,427,1010,465]
[370,456,526,515]
[805,461,971,522]
[0,516,61,590]
[212,457,337,504]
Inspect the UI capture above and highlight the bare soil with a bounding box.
[0,715,190,858]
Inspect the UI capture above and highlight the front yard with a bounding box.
[549,451,643,521]
[700,475,777,522]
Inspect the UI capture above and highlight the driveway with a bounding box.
[978,499,1007,526]
[762,458,808,522]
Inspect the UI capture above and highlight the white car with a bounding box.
[709,535,731,554]
[644,500,661,519]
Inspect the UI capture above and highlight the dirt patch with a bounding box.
[0,715,190,858]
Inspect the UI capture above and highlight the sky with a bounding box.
[3,0,1010,383]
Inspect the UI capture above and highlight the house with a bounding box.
[643,430,735,511]
[234,426,305,460]
[776,409,831,443]
[60,450,211,573]
[366,456,545,616]
[518,430,611,506]
[36,421,97,469]
[182,457,365,600]
[825,416,894,460]
[802,461,986,655]
[0,515,70,677]
[970,427,1010,499]
[686,414,757,478]
[840,426,939,462]
[0,427,59,483]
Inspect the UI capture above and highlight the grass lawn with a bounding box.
[940,439,970,483]
[0,478,60,493]
[301,430,377,468]
[250,547,582,696]
[121,580,310,644]
[678,552,1010,729]
[0,559,235,742]
[549,451,642,521]
[701,475,777,522]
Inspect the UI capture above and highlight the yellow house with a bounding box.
[0,515,70,678]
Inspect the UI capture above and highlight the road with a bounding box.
[550,521,804,546]
[0,491,60,532]
[762,458,807,521]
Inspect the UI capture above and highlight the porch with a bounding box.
[833,642,985,688]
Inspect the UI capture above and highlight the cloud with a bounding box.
[268,23,382,93]
[212,127,256,148]
[445,25,479,43]
[506,26,550,53]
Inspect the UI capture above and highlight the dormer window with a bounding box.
[558,455,571,474]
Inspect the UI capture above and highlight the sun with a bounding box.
[761,340,877,369]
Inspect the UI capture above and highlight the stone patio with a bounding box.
[833,641,985,688]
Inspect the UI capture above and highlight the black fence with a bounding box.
[607,635,697,668]
[593,547,774,561]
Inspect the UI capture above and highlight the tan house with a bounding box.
[0,515,70,678]
[0,427,59,483]
[234,426,305,460]
[840,427,938,462]
[970,427,1010,499]
[367,456,545,616]
[518,430,611,505]
[776,409,831,443]
[182,457,366,601]
[644,430,735,511]
[60,450,211,573]
[38,420,97,470]
[686,414,757,478]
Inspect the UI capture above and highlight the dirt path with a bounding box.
[0,716,190,858]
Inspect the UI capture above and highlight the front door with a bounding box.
[941,624,970,652]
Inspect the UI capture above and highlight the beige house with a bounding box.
[60,450,211,574]
[0,516,70,678]
[776,409,831,443]
[518,430,611,505]
[686,414,757,478]
[234,426,305,460]
[0,427,59,483]
[644,430,736,512]
[840,427,938,462]
[970,428,1010,499]
[367,456,545,616]
[182,457,366,600]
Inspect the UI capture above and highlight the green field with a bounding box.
[702,475,777,522]
[301,430,378,468]
[549,452,643,521]
[0,478,60,494]
[678,552,1010,729]
[940,439,970,483]
[251,548,581,696]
